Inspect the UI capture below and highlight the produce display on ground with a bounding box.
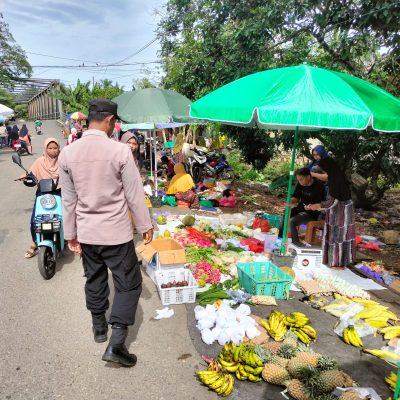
[138,208,400,399]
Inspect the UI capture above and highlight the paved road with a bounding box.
[0,121,217,400]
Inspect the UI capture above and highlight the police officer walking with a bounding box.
[59,99,153,367]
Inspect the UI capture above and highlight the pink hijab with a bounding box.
[30,137,60,181]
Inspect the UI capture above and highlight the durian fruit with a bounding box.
[270,355,289,368]
[297,351,319,367]
[287,379,310,400]
[319,370,354,393]
[287,356,309,378]
[316,355,338,371]
[262,363,290,386]
[277,344,298,359]
[264,340,283,355]
[339,391,363,400]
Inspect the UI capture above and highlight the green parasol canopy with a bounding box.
[189,64,400,253]
[113,88,191,124]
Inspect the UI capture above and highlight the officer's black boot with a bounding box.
[102,324,137,367]
[92,313,108,343]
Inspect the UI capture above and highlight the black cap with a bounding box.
[89,99,118,116]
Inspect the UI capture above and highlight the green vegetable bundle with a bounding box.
[196,283,231,305]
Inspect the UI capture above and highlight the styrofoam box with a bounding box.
[289,243,323,269]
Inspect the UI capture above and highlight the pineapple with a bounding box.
[264,340,283,355]
[339,391,363,400]
[270,355,289,368]
[254,344,272,363]
[262,363,290,386]
[316,355,338,371]
[287,379,310,400]
[283,331,298,347]
[277,344,298,359]
[287,356,309,378]
[319,370,353,393]
[297,351,319,367]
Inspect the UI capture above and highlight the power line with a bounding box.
[31,61,162,68]
[25,51,102,64]
[113,37,158,64]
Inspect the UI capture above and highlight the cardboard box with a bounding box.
[136,238,187,283]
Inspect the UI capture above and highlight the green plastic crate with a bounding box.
[261,213,283,229]
[164,141,176,149]
[236,261,294,299]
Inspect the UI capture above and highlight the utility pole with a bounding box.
[92,76,95,87]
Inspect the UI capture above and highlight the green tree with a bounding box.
[52,79,123,114]
[158,0,400,207]
[0,87,15,109]
[0,13,32,85]
[133,77,156,90]
[14,103,28,119]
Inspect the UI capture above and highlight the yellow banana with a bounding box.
[222,375,234,397]
[252,366,264,375]
[363,349,400,362]
[218,357,235,368]
[209,375,226,390]
[381,310,398,321]
[293,328,310,344]
[244,365,258,374]
[301,325,317,339]
[343,328,350,345]
[355,305,388,320]
[233,346,241,362]
[253,353,264,367]
[238,365,249,378]
[224,363,240,373]
[385,372,397,391]
[348,327,363,347]
[216,375,231,395]
[247,373,262,382]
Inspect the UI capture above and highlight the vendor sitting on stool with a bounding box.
[166,163,199,209]
[279,167,325,247]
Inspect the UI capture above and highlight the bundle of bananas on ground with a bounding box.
[196,370,234,397]
[284,312,317,344]
[385,371,397,392]
[354,304,397,328]
[380,326,400,340]
[342,325,363,347]
[363,348,400,363]
[260,310,287,341]
[216,342,264,382]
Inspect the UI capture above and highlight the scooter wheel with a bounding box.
[38,247,56,280]
[192,165,203,184]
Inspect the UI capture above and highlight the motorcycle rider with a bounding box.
[34,119,43,133]
[22,138,60,258]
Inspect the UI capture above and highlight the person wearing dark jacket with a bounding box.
[306,157,355,269]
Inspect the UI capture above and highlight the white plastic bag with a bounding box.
[201,328,215,345]
[334,317,375,338]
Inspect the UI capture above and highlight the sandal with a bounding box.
[25,245,38,259]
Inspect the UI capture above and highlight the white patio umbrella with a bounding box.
[0,104,14,116]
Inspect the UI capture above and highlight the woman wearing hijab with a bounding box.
[308,144,329,171]
[305,157,355,269]
[19,124,33,154]
[166,163,199,209]
[120,131,141,169]
[10,124,20,150]
[24,138,60,258]
[172,133,185,164]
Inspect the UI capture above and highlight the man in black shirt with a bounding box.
[279,167,325,246]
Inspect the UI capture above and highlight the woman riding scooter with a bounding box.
[23,138,60,258]
[19,124,33,155]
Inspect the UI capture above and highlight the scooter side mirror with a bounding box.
[12,153,22,167]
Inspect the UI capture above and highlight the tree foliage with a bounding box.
[0,13,32,86]
[158,0,400,206]
[52,79,124,114]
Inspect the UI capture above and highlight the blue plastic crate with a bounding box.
[236,261,294,299]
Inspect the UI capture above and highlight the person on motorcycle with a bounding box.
[34,119,43,132]
[10,124,19,150]
[19,124,33,154]
[23,138,60,258]
[166,163,200,209]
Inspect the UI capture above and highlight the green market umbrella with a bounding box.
[113,88,192,192]
[113,88,191,124]
[189,64,400,253]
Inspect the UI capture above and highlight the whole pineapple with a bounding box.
[297,351,319,367]
[287,356,309,378]
[270,355,289,368]
[287,379,310,400]
[283,331,298,347]
[339,391,363,400]
[277,344,298,359]
[316,355,338,371]
[264,340,283,355]
[319,370,353,393]
[262,363,290,386]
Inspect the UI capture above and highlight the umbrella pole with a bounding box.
[281,126,299,255]
[150,133,153,188]
[154,130,158,193]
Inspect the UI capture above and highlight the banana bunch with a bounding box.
[260,311,287,341]
[343,326,363,347]
[196,370,234,397]
[385,371,397,392]
[363,348,400,363]
[217,342,263,382]
[380,326,400,340]
[284,312,317,344]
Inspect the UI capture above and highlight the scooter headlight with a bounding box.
[40,194,57,210]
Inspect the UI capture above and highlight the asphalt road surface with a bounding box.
[0,121,217,400]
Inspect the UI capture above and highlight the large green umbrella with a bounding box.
[189,64,400,253]
[113,88,191,124]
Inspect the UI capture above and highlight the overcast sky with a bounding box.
[3,0,165,89]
